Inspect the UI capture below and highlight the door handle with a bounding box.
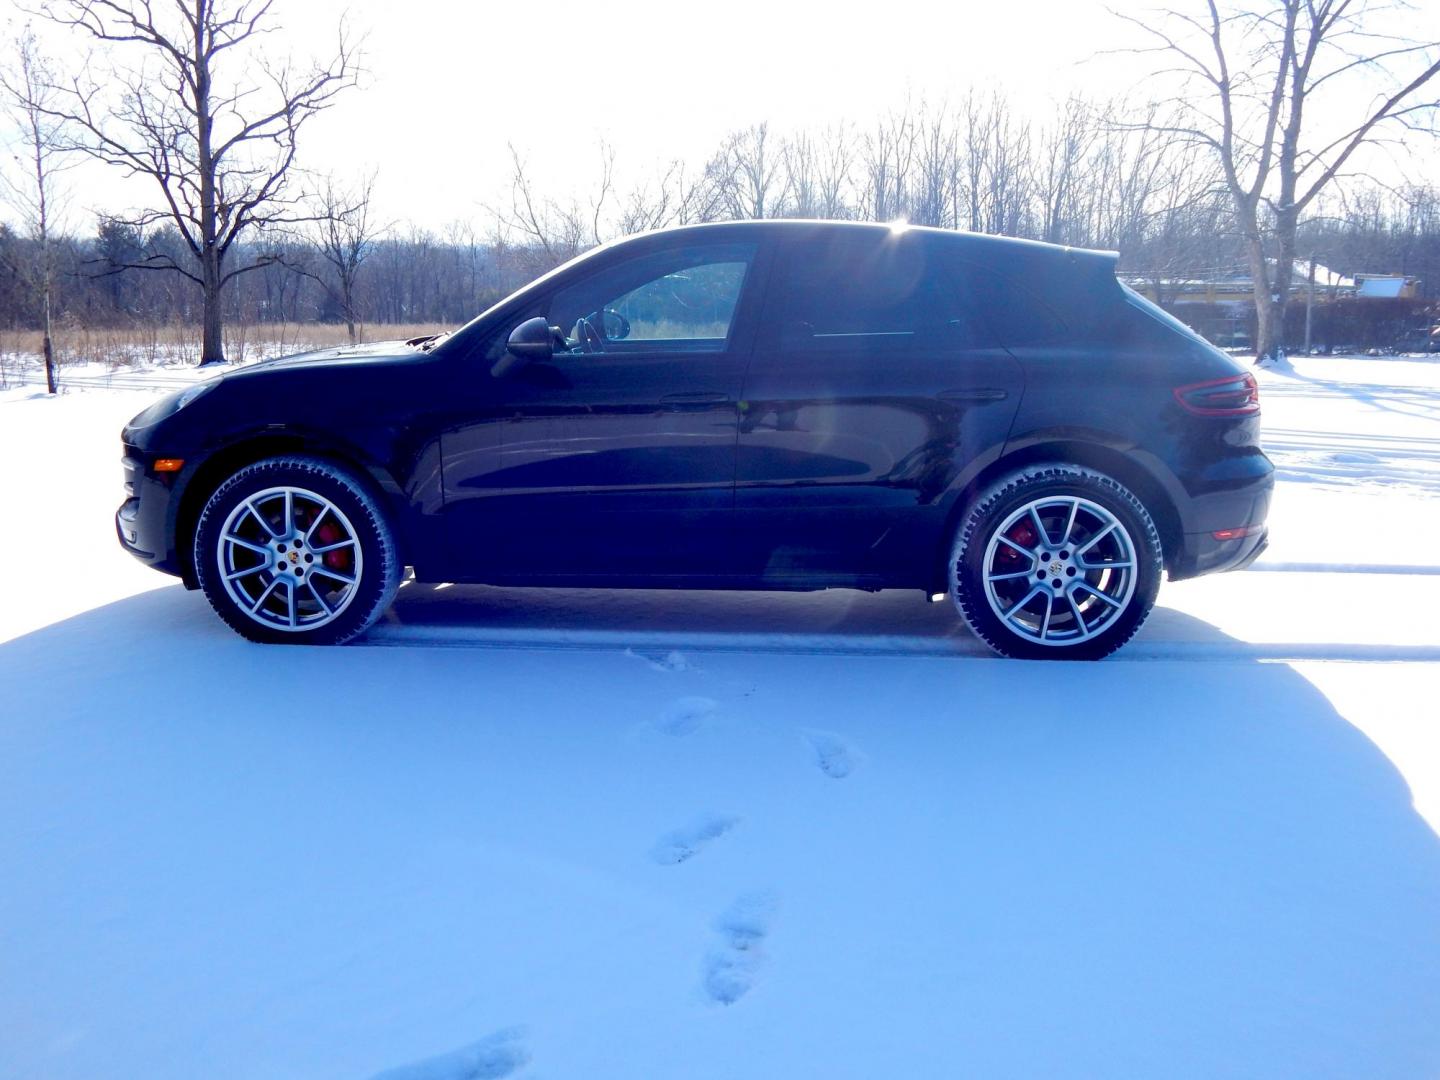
[661,392,731,406]
[938,388,1009,403]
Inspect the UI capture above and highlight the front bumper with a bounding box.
[116,448,187,580]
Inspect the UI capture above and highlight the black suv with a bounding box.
[117,221,1271,658]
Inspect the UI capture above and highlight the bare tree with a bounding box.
[781,131,821,218]
[302,169,381,343]
[492,143,613,272]
[911,104,957,229]
[814,122,856,220]
[1,30,72,393]
[1118,0,1440,362]
[954,91,1034,235]
[1034,97,1096,244]
[31,0,361,363]
[617,159,710,234]
[859,108,917,222]
[708,123,784,220]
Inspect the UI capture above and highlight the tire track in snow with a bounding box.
[358,627,1440,664]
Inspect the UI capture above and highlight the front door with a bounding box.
[441,240,762,582]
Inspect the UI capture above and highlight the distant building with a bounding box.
[1125,260,1355,306]
[1125,262,1427,351]
[1354,274,1421,299]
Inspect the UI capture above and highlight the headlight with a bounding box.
[174,380,217,411]
[125,377,222,432]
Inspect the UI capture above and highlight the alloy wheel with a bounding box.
[981,495,1138,647]
[215,485,364,632]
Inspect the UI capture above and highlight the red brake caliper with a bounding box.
[999,520,1036,566]
[315,521,352,572]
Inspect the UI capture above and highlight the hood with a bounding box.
[237,339,419,373]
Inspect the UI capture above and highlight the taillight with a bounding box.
[1174,373,1260,416]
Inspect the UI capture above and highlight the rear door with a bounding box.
[733,231,1022,584]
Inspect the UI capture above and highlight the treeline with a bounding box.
[3,94,1439,337]
[0,220,514,334]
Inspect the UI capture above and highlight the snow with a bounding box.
[2,354,1440,1078]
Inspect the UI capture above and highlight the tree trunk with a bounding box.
[200,248,225,364]
[1244,230,1279,364]
[42,331,56,395]
[1267,204,1299,363]
[41,240,56,395]
[195,15,224,366]
[343,275,357,344]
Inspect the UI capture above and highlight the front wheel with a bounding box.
[950,465,1163,660]
[193,456,401,645]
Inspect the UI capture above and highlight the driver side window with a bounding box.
[547,242,756,356]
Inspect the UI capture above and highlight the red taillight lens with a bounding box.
[1174,373,1260,416]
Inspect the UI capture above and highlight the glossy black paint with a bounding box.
[118,220,1272,595]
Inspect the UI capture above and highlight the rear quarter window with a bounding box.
[1119,281,1210,345]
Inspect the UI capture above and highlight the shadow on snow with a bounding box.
[1,585,1438,1078]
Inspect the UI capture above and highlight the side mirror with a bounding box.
[491,316,557,377]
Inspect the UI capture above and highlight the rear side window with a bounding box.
[763,234,980,354]
[951,260,1069,347]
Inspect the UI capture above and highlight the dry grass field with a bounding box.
[0,322,453,375]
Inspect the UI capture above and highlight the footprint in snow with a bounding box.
[370,1027,529,1080]
[657,696,717,736]
[626,648,692,673]
[703,892,777,1006]
[804,729,859,779]
[651,814,740,865]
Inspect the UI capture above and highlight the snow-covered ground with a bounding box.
[2,355,1439,1078]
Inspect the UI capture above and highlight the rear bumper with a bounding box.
[1168,454,1273,580]
[1171,525,1268,579]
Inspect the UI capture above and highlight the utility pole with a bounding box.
[1304,254,1317,355]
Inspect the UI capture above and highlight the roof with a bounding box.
[623,218,1120,265]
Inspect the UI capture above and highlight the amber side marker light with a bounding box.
[153,458,185,473]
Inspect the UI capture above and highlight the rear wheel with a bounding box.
[950,465,1163,660]
[194,456,401,644]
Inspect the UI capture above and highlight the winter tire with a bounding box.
[950,465,1163,660]
[193,456,401,645]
